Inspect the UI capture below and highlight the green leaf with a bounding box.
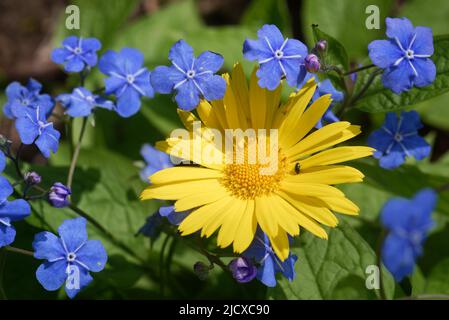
[241,0,291,34]
[302,0,393,58]
[424,258,449,295]
[268,221,395,299]
[312,25,349,70]
[355,35,449,113]
[53,0,140,48]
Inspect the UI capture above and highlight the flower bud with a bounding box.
[305,54,321,73]
[229,257,257,283]
[315,40,327,53]
[193,261,210,281]
[48,182,71,208]
[24,171,42,186]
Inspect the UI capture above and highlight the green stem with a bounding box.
[343,64,375,76]
[13,143,24,179]
[67,117,88,189]
[376,229,387,300]
[4,246,34,257]
[67,203,146,265]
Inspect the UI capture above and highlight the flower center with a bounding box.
[394,133,403,142]
[85,95,95,103]
[405,49,414,59]
[274,49,284,59]
[74,47,82,55]
[186,70,196,78]
[126,74,135,83]
[22,99,30,106]
[221,148,288,200]
[67,252,77,262]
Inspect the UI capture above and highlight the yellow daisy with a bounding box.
[141,63,373,261]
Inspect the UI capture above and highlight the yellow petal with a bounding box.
[280,181,345,197]
[279,192,338,227]
[249,67,267,129]
[223,73,246,129]
[320,196,360,215]
[286,121,351,158]
[272,195,300,236]
[273,77,316,129]
[230,63,251,124]
[197,99,223,131]
[179,196,233,235]
[150,167,222,185]
[217,199,248,248]
[140,179,221,200]
[284,165,364,185]
[255,196,278,237]
[233,200,257,253]
[265,83,282,129]
[201,196,242,238]
[299,146,374,169]
[174,186,229,211]
[269,229,290,261]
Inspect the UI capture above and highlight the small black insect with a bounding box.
[294,162,301,174]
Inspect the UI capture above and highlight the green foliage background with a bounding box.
[1,0,449,300]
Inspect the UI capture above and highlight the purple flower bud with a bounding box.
[193,261,210,281]
[315,40,327,53]
[24,171,42,185]
[229,257,257,283]
[305,54,320,73]
[48,182,71,208]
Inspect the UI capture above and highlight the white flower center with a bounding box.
[22,99,30,105]
[74,47,82,55]
[274,49,284,59]
[67,252,77,262]
[394,133,403,142]
[405,49,414,59]
[186,70,196,79]
[126,74,135,83]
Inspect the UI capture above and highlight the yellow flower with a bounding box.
[141,63,373,261]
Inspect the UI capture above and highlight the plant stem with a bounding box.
[67,117,88,189]
[67,203,146,265]
[376,229,387,300]
[437,183,449,193]
[13,143,24,179]
[4,246,34,257]
[343,64,375,76]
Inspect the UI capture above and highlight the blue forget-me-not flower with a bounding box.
[15,106,61,158]
[57,87,114,117]
[151,40,226,111]
[0,176,31,248]
[298,74,344,128]
[368,111,430,169]
[33,217,108,299]
[139,144,173,183]
[243,24,308,90]
[368,17,435,93]
[99,48,154,118]
[381,189,436,281]
[51,36,101,73]
[0,151,5,173]
[3,78,54,119]
[243,229,297,287]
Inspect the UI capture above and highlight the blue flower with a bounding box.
[243,230,297,287]
[298,74,344,128]
[151,40,226,111]
[3,78,54,119]
[139,205,189,239]
[57,87,114,117]
[368,111,430,169]
[33,217,108,299]
[140,144,173,183]
[381,189,436,281]
[229,257,258,283]
[48,183,71,208]
[51,36,101,73]
[99,48,154,118]
[243,24,308,90]
[15,107,61,158]
[368,17,435,93]
[0,151,5,173]
[0,176,31,248]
